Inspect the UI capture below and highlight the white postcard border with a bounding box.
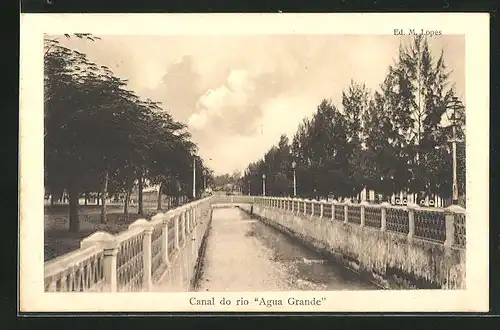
[19,13,490,312]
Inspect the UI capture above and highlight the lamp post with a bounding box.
[262,174,266,196]
[446,96,464,205]
[289,148,297,197]
[245,169,251,196]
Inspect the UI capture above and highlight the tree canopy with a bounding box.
[240,36,465,204]
[44,34,212,231]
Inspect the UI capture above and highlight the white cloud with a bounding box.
[57,35,465,176]
[188,69,257,131]
[188,112,208,130]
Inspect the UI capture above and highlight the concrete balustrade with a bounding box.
[44,194,466,292]
[44,197,213,292]
[248,196,466,289]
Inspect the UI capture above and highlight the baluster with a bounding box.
[67,271,75,292]
[74,270,80,291]
[129,219,154,291]
[60,274,68,292]
[85,262,91,290]
[47,278,57,292]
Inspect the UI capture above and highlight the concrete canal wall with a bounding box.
[240,203,466,290]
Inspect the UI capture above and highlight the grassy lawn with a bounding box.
[44,203,161,262]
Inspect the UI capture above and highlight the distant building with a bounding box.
[130,184,159,204]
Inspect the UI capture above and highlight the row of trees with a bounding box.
[212,171,242,191]
[241,36,465,203]
[44,34,213,232]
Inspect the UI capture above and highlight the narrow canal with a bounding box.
[195,207,379,292]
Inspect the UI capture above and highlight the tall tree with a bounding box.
[342,80,370,197]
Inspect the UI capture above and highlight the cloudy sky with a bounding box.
[56,35,465,175]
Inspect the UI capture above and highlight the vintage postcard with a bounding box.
[19,13,489,313]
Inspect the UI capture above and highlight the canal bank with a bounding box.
[195,206,379,291]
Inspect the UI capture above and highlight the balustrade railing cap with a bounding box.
[80,231,118,249]
[445,204,466,213]
[150,212,165,224]
[359,200,370,206]
[406,202,420,209]
[163,208,176,216]
[45,244,105,278]
[380,202,391,207]
[128,218,154,230]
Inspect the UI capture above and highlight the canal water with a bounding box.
[196,207,379,292]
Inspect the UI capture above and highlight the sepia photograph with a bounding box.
[20,13,489,312]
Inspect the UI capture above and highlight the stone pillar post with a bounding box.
[407,204,416,242]
[380,202,389,232]
[181,211,187,244]
[129,219,154,291]
[81,231,118,292]
[444,205,465,247]
[162,217,171,265]
[360,201,368,228]
[152,212,170,266]
[344,202,349,224]
[174,214,180,250]
[320,202,324,218]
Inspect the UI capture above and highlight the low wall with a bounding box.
[153,207,213,291]
[44,197,213,292]
[249,202,466,289]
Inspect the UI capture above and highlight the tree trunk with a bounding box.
[68,185,80,232]
[50,193,54,206]
[124,187,131,220]
[100,171,108,224]
[157,182,163,211]
[84,192,88,205]
[138,173,144,215]
[97,192,100,206]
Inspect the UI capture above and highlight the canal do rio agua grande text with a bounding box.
[190,296,327,308]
